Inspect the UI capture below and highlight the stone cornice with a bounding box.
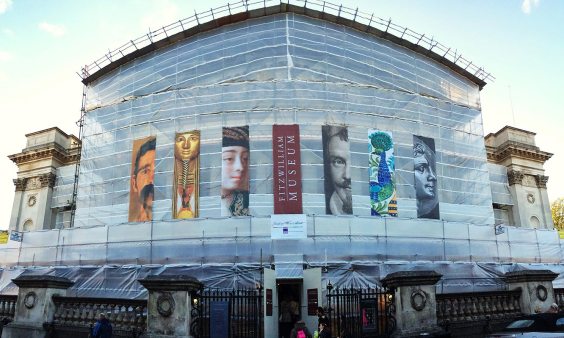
[8,144,80,166]
[503,270,558,283]
[486,141,552,164]
[381,270,442,288]
[138,275,203,292]
[12,275,74,289]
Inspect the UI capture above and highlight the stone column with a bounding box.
[138,275,203,338]
[2,275,73,338]
[503,269,558,314]
[382,270,443,337]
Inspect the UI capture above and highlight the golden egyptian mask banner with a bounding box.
[173,130,200,219]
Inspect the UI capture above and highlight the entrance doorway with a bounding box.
[277,280,301,338]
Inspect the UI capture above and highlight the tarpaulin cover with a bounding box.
[75,13,493,228]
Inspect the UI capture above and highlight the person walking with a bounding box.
[92,312,113,338]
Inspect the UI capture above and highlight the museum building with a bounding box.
[1,1,560,336]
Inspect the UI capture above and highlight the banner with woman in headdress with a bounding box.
[221,126,250,216]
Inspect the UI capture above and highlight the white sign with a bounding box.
[271,214,307,239]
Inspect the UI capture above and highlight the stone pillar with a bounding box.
[382,270,443,337]
[2,275,73,338]
[138,275,203,338]
[503,269,558,314]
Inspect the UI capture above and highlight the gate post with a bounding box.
[503,269,558,314]
[139,275,203,338]
[2,275,74,338]
[382,270,444,337]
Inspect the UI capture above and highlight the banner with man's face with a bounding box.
[322,125,352,215]
[413,135,439,219]
[221,126,250,216]
[129,136,156,222]
[368,130,397,217]
[173,130,200,219]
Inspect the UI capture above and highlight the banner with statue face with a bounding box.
[322,125,352,215]
[413,135,439,219]
[173,130,200,219]
[221,126,250,216]
[368,130,397,217]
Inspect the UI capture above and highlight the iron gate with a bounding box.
[327,286,396,338]
[191,288,263,338]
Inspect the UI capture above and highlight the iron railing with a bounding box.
[78,0,492,83]
[192,288,263,338]
[327,286,395,338]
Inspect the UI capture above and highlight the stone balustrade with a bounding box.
[555,288,564,310]
[51,295,147,333]
[0,295,17,320]
[436,289,522,325]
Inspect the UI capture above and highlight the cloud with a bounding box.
[0,50,12,62]
[38,22,66,37]
[2,28,14,37]
[521,0,540,14]
[0,0,12,14]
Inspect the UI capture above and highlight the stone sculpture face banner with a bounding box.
[173,130,200,219]
[368,130,397,217]
[129,136,156,222]
[413,135,439,219]
[221,126,250,216]
[322,125,352,215]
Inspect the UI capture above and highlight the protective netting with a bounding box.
[75,13,492,228]
[2,260,564,298]
[1,11,532,299]
[488,163,513,206]
[1,218,561,268]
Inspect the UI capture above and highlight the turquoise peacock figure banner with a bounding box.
[368,130,397,217]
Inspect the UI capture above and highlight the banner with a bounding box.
[272,124,303,214]
[173,130,200,219]
[271,214,307,239]
[221,126,250,216]
[322,126,352,215]
[368,130,397,216]
[9,231,23,242]
[0,230,8,244]
[413,135,439,219]
[128,136,156,222]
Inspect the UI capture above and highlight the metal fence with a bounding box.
[192,288,263,338]
[326,286,395,338]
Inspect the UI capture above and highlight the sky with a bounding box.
[0,0,562,230]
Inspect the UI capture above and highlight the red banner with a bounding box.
[272,124,303,214]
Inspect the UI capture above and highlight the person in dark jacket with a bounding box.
[290,320,312,338]
[318,322,331,338]
[316,307,329,327]
[92,313,113,338]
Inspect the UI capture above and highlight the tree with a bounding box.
[551,198,564,231]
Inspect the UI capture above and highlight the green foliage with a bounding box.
[551,198,564,230]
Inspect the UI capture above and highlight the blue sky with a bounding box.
[0,0,562,229]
